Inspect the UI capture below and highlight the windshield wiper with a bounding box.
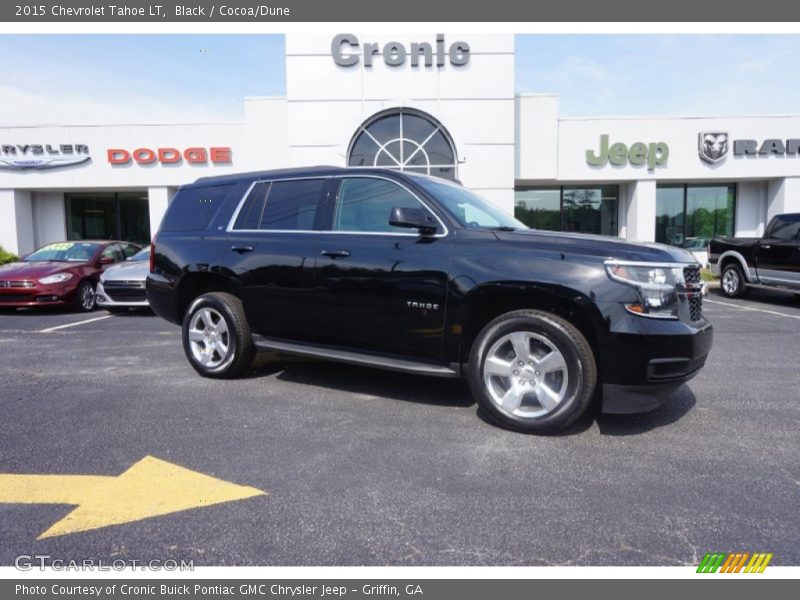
[485,226,517,232]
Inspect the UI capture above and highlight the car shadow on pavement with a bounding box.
[246,354,698,432]
[249,354,475,407]
[595,384,697,436]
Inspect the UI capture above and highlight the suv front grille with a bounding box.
[683,265,704,322]
[689,295,703,322]
[683,265,702,286]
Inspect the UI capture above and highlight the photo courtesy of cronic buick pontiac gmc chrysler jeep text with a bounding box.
[146,167,713,434]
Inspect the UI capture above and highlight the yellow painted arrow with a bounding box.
[0,455,266,539]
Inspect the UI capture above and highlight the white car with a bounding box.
[96,247,150,311]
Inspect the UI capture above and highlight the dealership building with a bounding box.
[3,33,800,258]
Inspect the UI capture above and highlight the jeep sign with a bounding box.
[331,34,470,68]
[586,134,669,171]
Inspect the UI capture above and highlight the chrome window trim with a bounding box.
[225,173,449,239]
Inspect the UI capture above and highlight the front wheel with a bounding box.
[73,281,96,312]
[468,310,597,434]
[721,263,748,298]
[182,292,255,378]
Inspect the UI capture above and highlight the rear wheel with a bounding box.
[73,281,96,312]
[721,263,748,298]
[468,310,597,434]
[182,292,254,378]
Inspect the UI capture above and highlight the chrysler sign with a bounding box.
[0,144,90,170]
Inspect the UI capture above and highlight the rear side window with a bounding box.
[232,178,325,231]
[160,184,232,232]
[765,215,800,241]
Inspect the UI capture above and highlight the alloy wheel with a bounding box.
[187,307,231,368]
[722,268,739,296]
[482,331,569,419]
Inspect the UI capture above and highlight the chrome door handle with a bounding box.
[761,245,771,250]
[321,249,350,258]
[231,245,255,253]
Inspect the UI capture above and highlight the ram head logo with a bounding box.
[698,132,729,164]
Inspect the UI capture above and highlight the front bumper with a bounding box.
[0,284,75,308]
[597,306,713,414]
[96,280,149,308]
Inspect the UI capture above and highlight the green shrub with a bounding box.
[700,268,718,282]
[0,246,19,265]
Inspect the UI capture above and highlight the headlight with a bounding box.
[605,261,683,319]
[39,272,74,285]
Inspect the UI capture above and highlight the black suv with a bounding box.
[147,167,712,433]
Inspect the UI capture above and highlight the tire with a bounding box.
[182,292,255,378]
[721,262,749,298]
[468,310,597,434]
[73,281,96,312]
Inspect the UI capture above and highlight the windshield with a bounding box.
[24,242,101,262]
[129,247,151,261]
[414,177,527,230]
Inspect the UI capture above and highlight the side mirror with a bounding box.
[389,207,438,235]
[98,256,115,265]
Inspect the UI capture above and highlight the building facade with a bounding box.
[2,32,800,258]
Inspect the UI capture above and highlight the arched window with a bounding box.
[347,108,458,181]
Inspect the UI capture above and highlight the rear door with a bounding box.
[223,177,331,338]
[756,214,800,288]
[314,175,452,359]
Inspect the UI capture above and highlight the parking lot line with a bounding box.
[38,314,116,333]
[705,298,800,320]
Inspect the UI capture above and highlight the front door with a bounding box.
[756,214,800,288]
[314,176,452,360]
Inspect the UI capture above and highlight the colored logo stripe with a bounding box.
[697,552,773,573]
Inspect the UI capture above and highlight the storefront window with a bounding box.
[514,185,619,236]
[655,185,685,247]
[655,184,735,248]
[66,192,150,245]
[514,188,561,231]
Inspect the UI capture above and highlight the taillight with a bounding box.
[149,235,156,273]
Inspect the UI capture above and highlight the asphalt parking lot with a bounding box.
[0,288,798,566]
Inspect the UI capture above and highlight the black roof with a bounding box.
[190,166,414,187]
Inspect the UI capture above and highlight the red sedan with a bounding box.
[0,240,142,312]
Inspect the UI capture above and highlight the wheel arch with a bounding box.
[456,283,603,369]
[176,271,240,321]
[718,250,753,282]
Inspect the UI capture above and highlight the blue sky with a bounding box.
[516,35,800,117]
[2,34,800,125]
[0,35,285,124]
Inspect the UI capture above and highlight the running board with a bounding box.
[251,335,460,378]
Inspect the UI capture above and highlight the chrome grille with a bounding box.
[683,265,702,286]
[682,265,703,322]
[0,280,34,288]
[103,280,145,289]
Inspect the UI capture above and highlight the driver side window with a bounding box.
[333,177,435,234]
[102,244,124,263]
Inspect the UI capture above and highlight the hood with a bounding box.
[0,261,82,280]
[102,260,150,281]
[494,229,698,264]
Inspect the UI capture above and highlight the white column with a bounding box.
[621,180,656,243]
[0,189,34,256]
[767,177,800,222]
[147,187,175,240]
